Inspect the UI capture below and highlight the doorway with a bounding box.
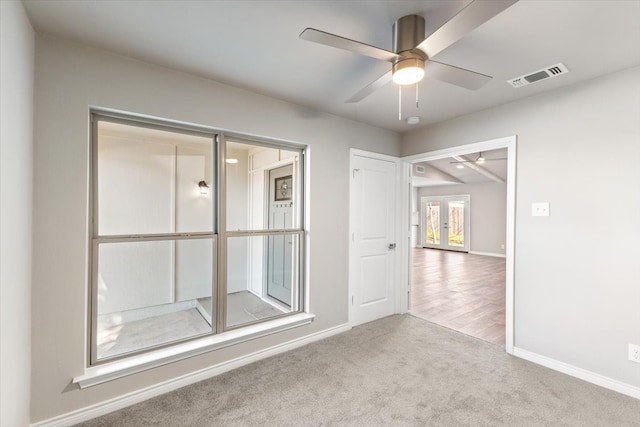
[401,136,516,352]
[421,195,470,252]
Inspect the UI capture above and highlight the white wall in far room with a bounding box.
[410,187,419,247]
[417,182,507,255]
[97,128,214,314]
[226,149,250,294]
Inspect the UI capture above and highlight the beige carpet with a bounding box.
[78,314,640,426]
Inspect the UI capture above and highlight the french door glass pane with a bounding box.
[226,234,300,328]
[95,238,214,361]
[425,202,440,244]
[448,201,465,247]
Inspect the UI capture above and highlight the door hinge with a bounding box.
[352,168,360,178]
[351,295,354,305]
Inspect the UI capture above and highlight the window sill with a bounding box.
[73,313,315,389]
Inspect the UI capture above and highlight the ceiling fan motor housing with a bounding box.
[392,14,425,54]
[392,15,427,84]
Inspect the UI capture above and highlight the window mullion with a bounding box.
[216,133,227,334]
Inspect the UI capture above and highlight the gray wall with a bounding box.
[31,35,400,422]
[417,182,507,255]
[403,66,640,390]
[0,2,34,425]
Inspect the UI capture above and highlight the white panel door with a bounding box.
[351,154,397,326]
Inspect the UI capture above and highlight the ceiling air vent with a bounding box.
[507,63,569,88]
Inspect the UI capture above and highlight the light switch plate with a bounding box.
[532,202,550,216]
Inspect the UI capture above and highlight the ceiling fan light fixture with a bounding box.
[476,153,485,163]
[392,58,425,85]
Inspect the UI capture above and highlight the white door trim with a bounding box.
[348,149,402,327]
[399,136,517,354]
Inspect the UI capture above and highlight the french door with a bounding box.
[420,195,470,252]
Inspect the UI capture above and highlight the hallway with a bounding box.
[410,248,506,346]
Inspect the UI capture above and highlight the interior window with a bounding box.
[90,114,306,364]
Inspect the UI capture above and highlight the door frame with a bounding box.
[348,149,403,327]
[420,194,471,252]
[399,136,517,353]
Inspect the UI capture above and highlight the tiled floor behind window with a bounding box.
[98,291,284,359]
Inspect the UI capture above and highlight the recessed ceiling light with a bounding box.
[226,158,238,164]
[407,116,420,125]
[456,164,464,169]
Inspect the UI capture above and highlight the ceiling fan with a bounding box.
[450,152,507,164]
[299,0,518,103]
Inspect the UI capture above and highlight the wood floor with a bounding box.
[410,248,506,346]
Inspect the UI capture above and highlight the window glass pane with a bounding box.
[426,202,440,244]
[226,140,300,231]
[97,121,213,235]
[96,238,214,360]
[226,234,300,328]
[448,201,465,247]
[175,144,214,233]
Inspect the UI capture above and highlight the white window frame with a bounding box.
[79,110,311,386]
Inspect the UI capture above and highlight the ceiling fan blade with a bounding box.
[417,0,518,59]
[300,28,400,62]
[346,71,392,103]
[425,60,491,90]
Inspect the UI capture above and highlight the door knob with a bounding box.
[388,243,396,249]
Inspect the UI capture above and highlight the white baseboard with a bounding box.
[31,323,352,427]
[513,347,640,400]
[469,251,506,258]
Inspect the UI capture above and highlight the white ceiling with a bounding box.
[22,0,640,133]
[413,148,507,187]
